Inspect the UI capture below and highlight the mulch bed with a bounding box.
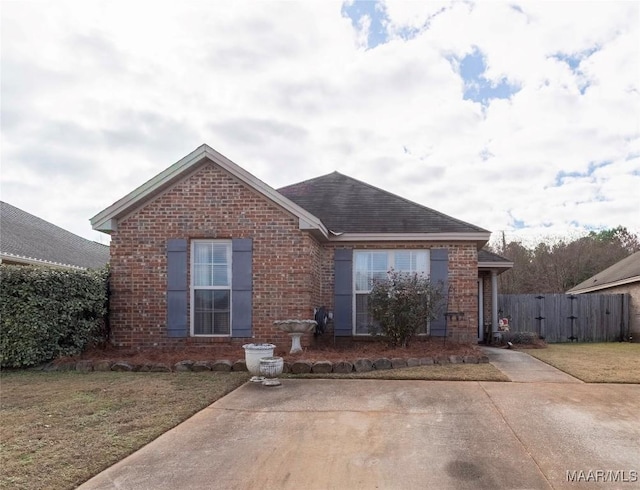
[60,338,482,367]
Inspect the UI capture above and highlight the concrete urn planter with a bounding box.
[242,343,276,377]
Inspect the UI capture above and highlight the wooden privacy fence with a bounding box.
[498,293,630,343]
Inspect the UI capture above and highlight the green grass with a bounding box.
[527,343,640,383]
[0,371,250,490]
[287,363,509,381]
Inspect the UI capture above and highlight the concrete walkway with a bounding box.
[479,346,583,383]
[77,379,640,490]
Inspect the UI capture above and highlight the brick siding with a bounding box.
[109,162,481,349]
[110,162,318,349]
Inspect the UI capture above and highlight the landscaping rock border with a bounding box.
[41,354,490,373]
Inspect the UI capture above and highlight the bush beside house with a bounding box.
[368,270,446,348]
[0,265,109,368]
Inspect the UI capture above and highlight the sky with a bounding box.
[1,0,639,248]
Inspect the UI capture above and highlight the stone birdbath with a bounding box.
[273,319,317,354]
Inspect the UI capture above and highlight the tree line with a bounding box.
[487,226,640,294]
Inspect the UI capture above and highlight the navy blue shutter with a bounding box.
[429,248,449,337]
[231,238,252,338]
[166,239,188,338]
[334,248,353,336]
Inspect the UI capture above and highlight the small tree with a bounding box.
[368,270,446,348]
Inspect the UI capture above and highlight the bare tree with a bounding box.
[488,227,640,294]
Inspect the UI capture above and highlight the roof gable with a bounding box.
[568,251,640,293]
[91,145,328,238]
[1,202,109,269]
[278,171,489,237]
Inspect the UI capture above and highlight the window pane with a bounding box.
[194,243,210,263]
[212,244,228,264]
[213,290,230,335]
[194,265,211,286]
[212,265,229,286]
[415,251,428,274]
[355,271,369,292]
[214,312,230,335]
[394,251,411,272]
[213,290,230,311]
[372,252,387,271]
[355,252,369,270]
[355,294,372,334]
[354,252,369,291]
[194,290,213,335]
[371,271,387,290]
[393,250,429,274]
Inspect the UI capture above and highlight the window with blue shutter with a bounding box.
[166,238,253,339]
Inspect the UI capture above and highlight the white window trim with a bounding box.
[352,249,431,336]
[190,239,232,337]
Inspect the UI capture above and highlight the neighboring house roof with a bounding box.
[567,251,640,294]
[478,249,514,271]
[1,201,109,270]
[91,144,491,246]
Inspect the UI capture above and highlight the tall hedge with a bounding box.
[0,265,109,368]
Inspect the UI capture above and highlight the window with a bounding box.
[353,250,430,335]
[191,241,232,336]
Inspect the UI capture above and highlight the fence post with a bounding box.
[568,294,578,342]
[535,295,545,339]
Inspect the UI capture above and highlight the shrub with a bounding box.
[0,265,109,368]
[368,270,446,348]
[501,331,538,345]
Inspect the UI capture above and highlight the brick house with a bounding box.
[91,145,511,349]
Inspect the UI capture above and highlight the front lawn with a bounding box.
[527,343,640,383]
[0,371,250,490]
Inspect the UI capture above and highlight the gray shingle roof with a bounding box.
[568,251,640,293]
[478,249,513,264]
[278,172,489,234]
[1,201,109,269]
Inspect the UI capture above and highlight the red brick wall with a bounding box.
[109,162,482,349]
[481,272,492,338]
[109,162,319,349]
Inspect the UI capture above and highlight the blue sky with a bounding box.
[342,1,521,106]
[1,1,638,246]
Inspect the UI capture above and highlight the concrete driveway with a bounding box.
[79,378,640,490]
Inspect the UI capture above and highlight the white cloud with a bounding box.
[1,0,638,248]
